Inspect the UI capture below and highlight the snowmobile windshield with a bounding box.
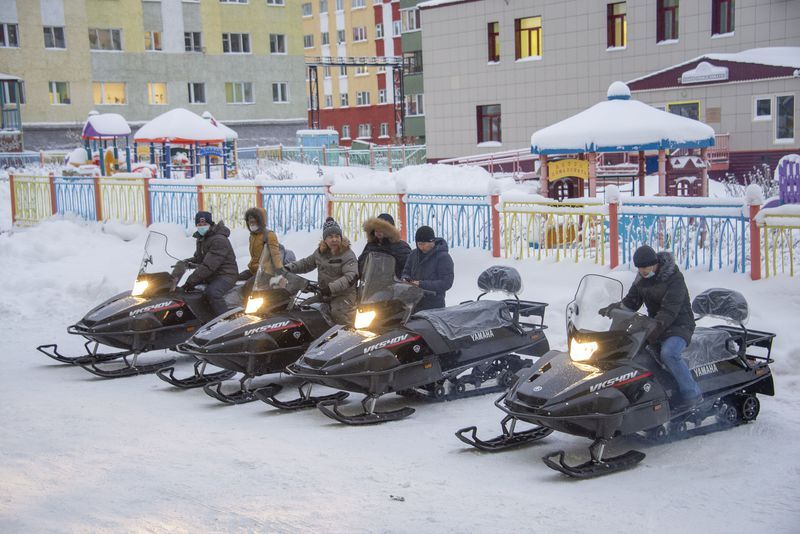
[251,241,308,295]
[567,275,624,334]
[139,231,181,276]
[359,253,423,309]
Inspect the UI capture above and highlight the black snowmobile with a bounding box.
[456,274,775,478]
[283,255,550,425]
[37,231,242,379]
[158,249,347,407]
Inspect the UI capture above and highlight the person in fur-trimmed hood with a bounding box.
[600,245,702,411]
[283,217,358,325]
[358,213,411,278]
[241,207,284,280]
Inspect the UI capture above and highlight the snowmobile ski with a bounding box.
[202,375,274,405]
[254,382,349,411]
[542,444,646,479]
[156,360,236,389]
[317,396,416,425]
[36,341,133,365]
[80,354,177,379]
[455,414,553,452]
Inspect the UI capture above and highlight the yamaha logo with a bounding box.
[533,386,543,392]
[643,383,652,393]
[413,345,421,353]
[470,329,495,342]
[293,331,302,339]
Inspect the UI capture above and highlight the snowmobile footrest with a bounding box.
[542,449,646,479]
[36,343,132,365]
[80,357,178,379]
[455,423,553,452]
[254,385,349,411]
[202,381,265,405]
[156,366,237,389]
[317,399,415,425]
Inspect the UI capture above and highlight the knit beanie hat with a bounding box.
[415,225,435,243]
[195,211,214,225]
[377,213,395,226]
[633,245,659,268]
[322,217,343,239]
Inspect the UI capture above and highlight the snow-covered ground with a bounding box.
[1,173,799,533]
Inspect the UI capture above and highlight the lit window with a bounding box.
[226,82,254,104]
[145,31,162,51]
[43,26,66,49]
[93,82,127,105]
[607,3,626,48]
[89,28,122,51]
[477,104,501,143]
[48,82,70,105]
[355,65,368,75]
[712,0,734,35]
[657,0,679,42]
[188,82,205,104]
[515,17,542,59]
[148,82,167,105]
[487,22,499,62]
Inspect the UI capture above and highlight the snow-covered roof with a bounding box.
[202,111,238,141]
[418,0,463,8]
[296,129,339,136]
[134,108,225,144]
[530,82,716,155]
[0,72,22,81]
[82,113,131,139]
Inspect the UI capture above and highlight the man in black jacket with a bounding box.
[603,245,702,410]
[184,211,239,316]
[401,225,454,313]
[358,213,411,278]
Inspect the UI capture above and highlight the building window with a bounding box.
[355,65,368,75]
[89,28,122,51]
[667,101,699,120]
[302,3,312,16]
[353,27,367,42]
[335,0,343,11]
[753,97,771,121]
[607,2,626,48]
[225,81,254,104]
[776,94,795,142]
[220,0,248,3]
[321,32,329,46]
[339,65,347,76]
[270,33,286,53]
[2,81,24,105]
[405,94,424,116]
[266,0,285,5]
[273,82,289,103]
[515,17,542,59]
[352,0,365,8]
[358,123,371,138]
[657,0,679,42]
[356,91,370,106]
[188,82,205,104]
[487,22,499,62]
[712,0,734,35]
[222,33,250,53]
[93,82,127,105]
[378,89,386,104]
[0,23,19,47]
[337,29,346,43]
[340,92,349,106]
[324,95,333,108]
[148,82,167,105]
[319,0,328,12]
[403,51,423,74]
[477,104,501,143]
[48,82,70,105]
[341,124,350,139]
[43,26,66,49]
[303,34,314,48]
[401,8,421,32]
[379,122,389,137]
[375,24,383,39]
[145,31,162,51]
[184,32,202,52]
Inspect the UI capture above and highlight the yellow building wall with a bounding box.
[86,0,144,53]
[202,1,302,56]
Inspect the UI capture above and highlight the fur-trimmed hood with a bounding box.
[318,236,352,255]
[244,207,268,233]
[363,217,401,243]
[654,251,677,281]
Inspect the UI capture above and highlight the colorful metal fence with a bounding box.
[149,181,197,228]
[761,213,800,278]
[329,193,400,243]
[249,144,426,171]
[260,185,326,233]
[8,174,52,226]
[199,184,257,230]
[405,194,491,250]
[53,176,96,220]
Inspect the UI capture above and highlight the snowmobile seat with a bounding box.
[412,300,514,341]
[681,327,737,370]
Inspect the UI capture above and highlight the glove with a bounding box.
[598,302,622,317]
[238,270,253,281]
[646,320,665,344]
[274,267,286,276]
[283,263,294,273]
[319,283,331,297]
[183,258,197,268]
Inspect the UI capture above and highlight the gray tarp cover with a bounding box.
[681,326,737,370]
[413,300,512,340]
[692,288,749,323]
[477,266,522,294]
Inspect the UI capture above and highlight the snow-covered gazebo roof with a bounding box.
[530,82,716,155]
[201,111,238,141]
[81,112,131,140]
[134,108,225,144]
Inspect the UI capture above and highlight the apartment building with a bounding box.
[400,0,425,144]
[418,0,800,169]
[0,0,307,149]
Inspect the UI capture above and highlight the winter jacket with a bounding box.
[357,217,412,278]
[284,238,358,325]
[245,207,283,275]
[621,251,696,344]
[186,222,238,286]
[402,238,454,312]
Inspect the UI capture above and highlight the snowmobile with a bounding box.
[36,231,242,379]
[158,249,347,408]
[283,255,550,425]
[456,274,775,478]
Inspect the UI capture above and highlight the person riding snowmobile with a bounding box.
[184,211,238,317]
[239,207,294,295]
[600,245,702,410]
[357,213,411,279]
[283,217,358,325]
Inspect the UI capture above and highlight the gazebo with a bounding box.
[530,82,716,198]
[202,111,239,176]
[81,111,132,174]
[134,108,226,179]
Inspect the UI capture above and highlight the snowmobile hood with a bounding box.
[82,292,183,326]
[297,327,422,374]
[185,311,303,352]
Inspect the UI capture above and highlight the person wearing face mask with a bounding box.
[401,225,454,313]
[599,245,702,411]
[183,211,239,316]
[283,217,358,325]
[240,207,286,283]
[357,213,411,278]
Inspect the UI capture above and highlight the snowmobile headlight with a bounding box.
[354,309,376,330]
[132,278,149,296]
[570,339,598,362]
[245,296,265,315]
